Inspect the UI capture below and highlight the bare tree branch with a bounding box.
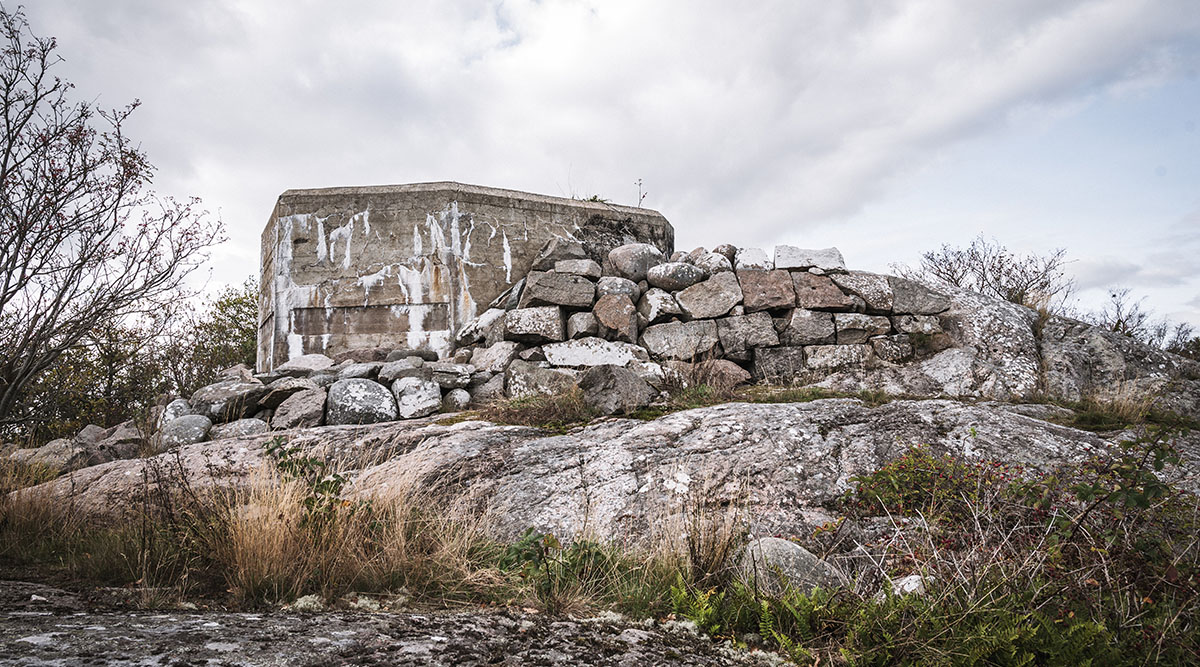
[0,7,225,424]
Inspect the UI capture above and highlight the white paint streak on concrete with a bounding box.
[502,231,512,283]
[357,265,392,305]
[448,201,462,256]
[328,217,355,270]
[412,223,423,256]
[315,216,328,263]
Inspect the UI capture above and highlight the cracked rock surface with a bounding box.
[0,582,770,667]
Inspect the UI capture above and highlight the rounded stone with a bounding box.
[646,262,708,292]
[159,415,212,449]
[326,379,398,425]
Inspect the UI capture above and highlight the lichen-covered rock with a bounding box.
[1040,316,1200,416]
[675,272,743,320]
[872,335,914,363]
[806,344,877,370]
[773,245,846,272]
[779,309,836,346]
[892,314,943,335]
[209,418,269,441]
[738,269,795,312]
[391,377,442,419]
[593,294,639,343]
[646,262,707,292]
[470,341,522,373]
[834,313,892,344]
[553,258,602,279]
[517,271,596,309]
[792,273,859,311]
[712,243,737,262]
[378,358,431,384]
[831,272,894,312]
[158,398,192,429]
[327,379,398,425]
[716,312,779,356]
[693,252,733,275]
[640,320,720,361]
[470,373,507,404]
[734,247,772,270]
[636,288,682,325]
[578,365,658,415]
[504,360,579,399]
[505,306,565,343]
[259,377,320,410]
[531,237,589,271]
[888,276,951,315]
[596,276,641,301]
[542,338,648,367]
[442,388,471,412]
[189,379,269,423]
[608,243,665,282]
[738,537,843,596]
[455,308,507,347]
[566,311,599,339]
[336,362,383,380]
[753,346,806,381]
[274,354,335,378]
[159,415,212,449]
[270,388,327,430]
[429,363,473,390]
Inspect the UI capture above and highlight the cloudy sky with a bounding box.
[23,0,1200,327]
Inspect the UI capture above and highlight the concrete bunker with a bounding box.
[258,182,674,371]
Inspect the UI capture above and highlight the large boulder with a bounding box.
[271,389,327,430]
[517,271,596,309]
[504,360,579,399]
[578,365,657,415]
[734,247,773,270]
[22,399,1194,546]
[567,312,600,340]
[391,377,443,419]
[792,273,860,311]
[773,246,846,272]
[160,415,212,449]
[646,262,707,292]
[429,363,473,390]
[158,399,192,429]
[888,276,951,315]
[753,346,807,382]
[505,307,565,344]
[259,377,320,410]
[833,313,892,344]
[675,272,743,320]
[378,358,431,384]
[531,237,589,271]
[209,418,270,441]
[274,354,335,378]
[596,276,641,301]
[471,341,522,373]
[636,289,682,325]
[326,379,398,425]
[640,320,720,361]
[831,272,894,313]
[593,294,638,343]
[715,312,779,356]
[190,379,269,422]
[737,270,795,312]
[554,259,602,279]
[737,537,843,596]
[608,243,665,282]
[542,338,648,367]
[779,309,836,346]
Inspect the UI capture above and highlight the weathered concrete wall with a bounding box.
[259,182,673,371]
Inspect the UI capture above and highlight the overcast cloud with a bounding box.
[22,0,1200,326]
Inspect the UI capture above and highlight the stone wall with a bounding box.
[258,182,674,372]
